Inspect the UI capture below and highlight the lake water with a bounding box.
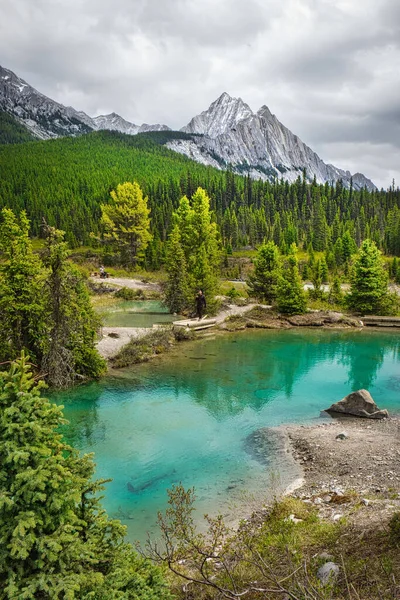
[99,299,179,328]
[54,329,400,543]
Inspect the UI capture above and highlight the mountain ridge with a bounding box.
[0,65,375,190]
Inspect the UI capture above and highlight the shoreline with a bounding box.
[264,415,400,530]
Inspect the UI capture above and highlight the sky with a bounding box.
[1,0,399,189]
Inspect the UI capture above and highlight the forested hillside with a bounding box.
[0,111,36,144]
[0,130,399,255]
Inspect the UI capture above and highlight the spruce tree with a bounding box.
[346,239,389,314]
[247,241,281,302]
[41,224,106,387]
[0,209,47,364]
[173,188,221,308]
[0,353,170,599]
[164,225,189,313]
[276,244,307,315]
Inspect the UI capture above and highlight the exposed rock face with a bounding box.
[171,92,376,190]
[324,389,389,419]
[0,64,377,189]
[0,65,170,139]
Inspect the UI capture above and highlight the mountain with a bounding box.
[0,65,170,139]
[0,65,375,189]
[170,93,375,191]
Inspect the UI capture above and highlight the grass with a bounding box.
[110,325,195,368]
[163,495,400,600]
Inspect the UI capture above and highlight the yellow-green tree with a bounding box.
[100,181,152,267]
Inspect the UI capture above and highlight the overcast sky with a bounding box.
[1,0,399,188]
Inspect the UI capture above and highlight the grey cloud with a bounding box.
[0,0,399,187]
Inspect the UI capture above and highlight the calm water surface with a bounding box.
[99,300,180,328]
[54,329,400,542]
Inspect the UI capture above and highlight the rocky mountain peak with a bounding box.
[181,92,253,138]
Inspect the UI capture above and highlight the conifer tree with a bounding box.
[0,354,170,599]
[346,239,389,314]
[41,224,106,387]
[173,188,221,307]
[276,244,307,315]
[247,241,281,302]
[328,275,344,306]
[100,181,152,268]
[164,225,189,313]
[0,209,47,363]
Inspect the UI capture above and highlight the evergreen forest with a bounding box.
[1,126,400,263]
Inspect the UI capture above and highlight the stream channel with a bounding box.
[53,328,400,543]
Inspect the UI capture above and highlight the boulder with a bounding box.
[324,389,388,419]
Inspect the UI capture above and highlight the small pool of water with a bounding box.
[99,300,180,328]
[54,329,400,543]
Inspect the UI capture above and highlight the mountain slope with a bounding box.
[0,65,169,140]
[0,110,36,144]
[0,65,375,189]
[171,93,375,191]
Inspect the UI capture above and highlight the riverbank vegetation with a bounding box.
[0,209,106,387]
[0,354,171,599]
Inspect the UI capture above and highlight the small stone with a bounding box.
[336,431,348,440]
[332,513,343,521]
[361,498,370,506]
[317,562,340,585]
[285,514,304,524]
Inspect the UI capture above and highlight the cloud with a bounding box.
[0,0,399,187]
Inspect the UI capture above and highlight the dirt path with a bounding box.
[91,276,161,291]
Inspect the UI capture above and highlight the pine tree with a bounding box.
[346,239,389,314]
[100,181,152,268]
[276,244,307,315]
[328,275,344,306]
[247,241,281,302]
[0,209,47,363]
[0,354,170,599]
[164,225,189,313]
[41,224,106,387]
[174,188,221,308]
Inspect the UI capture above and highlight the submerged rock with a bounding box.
[324,389,389,419]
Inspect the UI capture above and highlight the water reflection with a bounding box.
[53,329,400,542]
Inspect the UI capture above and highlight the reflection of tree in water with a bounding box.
[156,331,366,418]
[338,337,387,392]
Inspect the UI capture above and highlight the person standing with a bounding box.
[195,289,206,320]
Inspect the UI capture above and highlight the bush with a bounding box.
[173,327,195,341]
[111,327,173,367]
[115,287,144,300]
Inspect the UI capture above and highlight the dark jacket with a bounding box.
[196,293,206,310]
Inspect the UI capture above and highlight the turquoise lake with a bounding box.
[54,329,400,543]
[99,300,180,328]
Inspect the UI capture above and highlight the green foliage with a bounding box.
[0,110,36,144]
[100,181,152,267]
[276,245,307,315]
[328,275,344,306]
[164,225,189,313]
[166,188,221,312]
[0,354,170,599]
[346,239,389,314]
[111,327,173,368]
[0,210,105,386]
[0,209,47,363]
[115,286,144,300]
[247,241,281,302]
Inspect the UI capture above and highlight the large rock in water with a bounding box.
[324,389,389,419]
